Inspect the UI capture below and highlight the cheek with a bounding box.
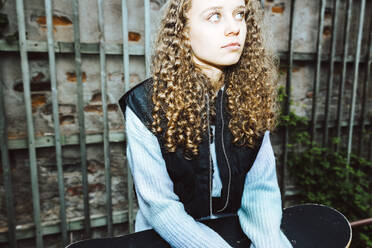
[190,28,206,49]
[240,25,247,42]
[190,26,220,57]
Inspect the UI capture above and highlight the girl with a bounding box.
[119,0,292,247]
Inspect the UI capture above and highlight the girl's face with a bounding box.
[188,0,247,70]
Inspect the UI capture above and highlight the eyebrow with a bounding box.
[201,6,222,15]
[201,5,245,15]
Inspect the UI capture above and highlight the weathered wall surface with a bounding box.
[266,0,372,121]
[0,143,127,223]
[0,0,371,245]
[0,53,145,135]
[0,0,164,242]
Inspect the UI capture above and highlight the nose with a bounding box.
[224,17,240,37]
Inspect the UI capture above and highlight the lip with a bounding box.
[221,42,240,48]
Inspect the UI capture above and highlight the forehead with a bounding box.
[190,0,246,11]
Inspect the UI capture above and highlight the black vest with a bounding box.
[119,78,262,219]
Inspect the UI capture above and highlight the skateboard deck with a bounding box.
[281,204,352,248]
[66,204,352,248]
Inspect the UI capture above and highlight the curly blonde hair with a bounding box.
[151,0,278,157]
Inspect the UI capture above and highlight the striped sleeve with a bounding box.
[125,106,232,248]
[237,131,293,248]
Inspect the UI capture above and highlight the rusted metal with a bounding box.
[121,0,135,234]
[336,0,353,152]
[15,0,43,246]
[44,0,68,244]
[0,80,17,247]
[323,0,340,148]
[281,0,296,206]
[346,0,366,165]
[310,0,326,144]
[144,0,151,77]
[97,0,113,236]
[72,0,91,238]
[358,6,372,157]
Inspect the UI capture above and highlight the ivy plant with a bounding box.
[277,87,372,247]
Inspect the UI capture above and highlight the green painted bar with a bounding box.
[97,0,113,236]
[121,0,135,234]
[0,210,136,243]
[144,0,151,77]
[3,118,365,151]
[336,0,352,152]
[277,53,368,63]
[44,0,68,245]
[5,132,125,150]
[1,39,371,63]
[370,116,372,161]
[358,12,372,156]
[283,188,300,197]
[323,0,340,148]
[0,81,17,247]
[72,0,91,238]
[122,0,130,93]
[346,0,366,164]
[15,0,43,247]
[0,40,145,55]
[281,0,295,205]
[310,0,326,144]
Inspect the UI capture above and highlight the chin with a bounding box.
[216,57,241,67]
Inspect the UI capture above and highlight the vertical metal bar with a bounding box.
[144,0,151,78]
[122,0,130,94]
[0,80,17,247]
[336,0,352,152]
[370,139,372,161]
[310,0,326,144]
[323,0,340,148]
[72,0,91,238]
[346,0,366,164]
[97,0,113,236]
[358,10,372,157]
[15,0,43,247]
[121,0,134,234]
[44,0,68,245]
[281,0,295,206]
[369,116,372,161]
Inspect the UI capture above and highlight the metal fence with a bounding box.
[280,0,371,196]
[0,0,152,247]
[0,0,371,247]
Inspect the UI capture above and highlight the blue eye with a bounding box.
[209,12,221,22]
[235,11,245,20]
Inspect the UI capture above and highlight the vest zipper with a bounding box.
[218,87,231,212]
[205,94,213,217]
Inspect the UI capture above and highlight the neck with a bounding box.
[192,56,224,93]
[203,67,224,92]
